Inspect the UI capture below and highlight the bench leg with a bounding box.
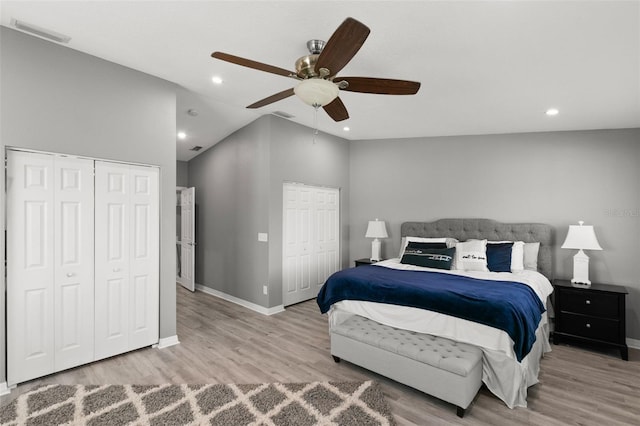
[456,406,465,418]
[332,355,341,363]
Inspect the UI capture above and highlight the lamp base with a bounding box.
[370,238,382,262]
[570,280,591,288]
[571,249,592,286]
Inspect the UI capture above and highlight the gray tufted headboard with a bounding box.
[401,219,554,280]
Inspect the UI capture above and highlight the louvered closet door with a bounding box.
[94,162,159,360]
[7,151,94,385]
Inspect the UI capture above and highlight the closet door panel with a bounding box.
[7,151,55,385]
[94,162,130,360]
[324,188,340,279]
[282,183,340,306]
[313,187,339,288]
[128,166,159,349]
[54,157,95,372]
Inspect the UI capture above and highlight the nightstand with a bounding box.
[355,258,379,267]
[553,279,628,360]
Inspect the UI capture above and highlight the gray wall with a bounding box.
[188,116,271,305]
[177,161,189,187]
[0,28,178,383]
[349,128,640,340]
[268,116,351,306]
[188,115,350,307]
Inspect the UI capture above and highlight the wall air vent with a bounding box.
[189,146,203,152]
[272,111,295,119]
[11,18,71,43]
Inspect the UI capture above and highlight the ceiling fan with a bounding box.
[211,17,421,122]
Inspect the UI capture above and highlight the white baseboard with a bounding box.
[155,335,180,349]
[0,381,14,396]
[627,337,640,350]
[195,283,285,316]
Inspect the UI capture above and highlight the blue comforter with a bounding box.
[316,265,545,361]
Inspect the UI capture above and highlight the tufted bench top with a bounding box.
[332,315,482,377]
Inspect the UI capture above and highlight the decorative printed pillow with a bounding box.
[454,239,488,272]
[398,236,458,258]
[401,245,456,270]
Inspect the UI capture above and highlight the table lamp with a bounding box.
[561,221,602,287]
[365,219,388,262]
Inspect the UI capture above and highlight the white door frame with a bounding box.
[177,187,196,291]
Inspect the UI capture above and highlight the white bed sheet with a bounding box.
[327,259,554,408]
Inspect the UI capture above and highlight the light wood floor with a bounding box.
[3,285,639,425]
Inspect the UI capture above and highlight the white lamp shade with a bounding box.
[294,78,339,107]
[365,219,388,239]
[561,222,602,250]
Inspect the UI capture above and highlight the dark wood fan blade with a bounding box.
[316,18,370,77]
[323,97,349,122]
[246,88,295,109]
[337,77,421,95]
[212,52,294,78]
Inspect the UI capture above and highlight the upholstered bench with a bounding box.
[331,315,483,417]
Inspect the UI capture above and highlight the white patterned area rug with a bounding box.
[0,380,396,426]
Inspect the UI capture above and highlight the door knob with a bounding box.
[66,272,75,277]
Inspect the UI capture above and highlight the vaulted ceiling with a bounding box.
[2,1,638,161]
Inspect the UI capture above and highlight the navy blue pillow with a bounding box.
[486,242,513,272]
[401,245,455,270]
[405,241,447,250]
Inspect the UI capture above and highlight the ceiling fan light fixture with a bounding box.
[294,78,339,107]
[307,39,326,55]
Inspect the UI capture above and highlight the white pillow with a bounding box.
[523,242,540,271]
[455,239,488,272]
[398,236,457,258]
[487,240,525,272]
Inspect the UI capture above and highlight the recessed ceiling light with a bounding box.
[211,76,223,85]
[545,108,559,116]
[343,126,350,131]
[177,131,186,140]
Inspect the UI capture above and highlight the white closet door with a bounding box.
[95,162,159,360]
[128,165,159,350]
[53,156,95,372]
[95,162,131,359]
[283,183,340,306]
[7,151,55,385]
[314,187,340,289]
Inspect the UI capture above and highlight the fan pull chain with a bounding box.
[312,104,320,144]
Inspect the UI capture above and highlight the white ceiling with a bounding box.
[2,1,639,161]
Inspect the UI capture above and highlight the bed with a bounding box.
[317,218,554,409]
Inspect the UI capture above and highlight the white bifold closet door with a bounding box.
[282,183,339,306]
[7,151,94,385]
[94,161,159,360]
